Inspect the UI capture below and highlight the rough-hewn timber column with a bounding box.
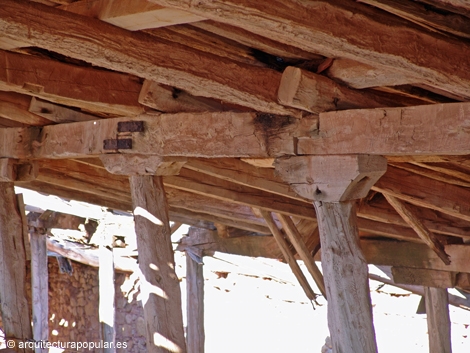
[425,287,452,353]
[276,155,387,353]
[101,154,187,353]
[0,182,33,353]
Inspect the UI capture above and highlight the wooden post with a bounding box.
[0,182,33,352]
[130,175,187,353]
[185,237,205,353]
[30,226,48,353]
[425,287,452,353]
[275,155,387,353]
[99,232,116,353]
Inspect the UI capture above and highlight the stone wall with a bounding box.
[0,258,147,352]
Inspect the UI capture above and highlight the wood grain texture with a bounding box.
[391,267,457,288]
[424,287,452,353]
[129,175,186,353]
[0,0,298,116]
[0,182,33,352]
[314,201,378,353]
[149,0,470,99]
[299,102,470,156]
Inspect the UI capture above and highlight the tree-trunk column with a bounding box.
[425,287,452,353]
[0,182,33,352]
[276,155,387,353]
[130,175,186,353]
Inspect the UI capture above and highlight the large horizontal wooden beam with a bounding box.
[0,112,313,159]
[298,102,470,156]
[149,0,470,99]
[0,50,144,116]
[0,0,298,116]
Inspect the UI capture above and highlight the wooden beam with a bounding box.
[425,287,452,353]
[260,210,319,303]
[0,182,33,352]
[0,95,52,126]
[358,0,470,39]
[0,0,298,116]
[0,112,309,159]
[278,66,422,114]
[30,227,48,353]
[60,0,204,31]
[149,0,470,99]
[0,50,144,117]
[276,213,326,298]
[29,98,100,123]
[298,102,470,156]
[129,175,186,353]
[383,194,451,265]
[391,267,457,289]
[185,229,205,353]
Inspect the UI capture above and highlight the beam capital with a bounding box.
[99,154,186,176]
[275,155,387,202]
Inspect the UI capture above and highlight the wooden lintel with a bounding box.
[149,0,470,99]
[391,267,457,288]
[0,50,144,117]
[0,112,306,159]
[60,0,205,31]
[298,102,470,156]
[0,1,298,116]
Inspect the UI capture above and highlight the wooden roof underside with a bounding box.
[2,0,470,289]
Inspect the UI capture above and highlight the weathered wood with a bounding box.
[61,0,204,31]
[0,183,33,352]
[0,1,298,116]
[383,194,451,265]
[129,175,186,353]
[100,154,186,176]
[260,210,318,302]
[373,166,470,223]
[185,237,205,353]
[278,66,420,114]
[99,236,116,353]
[314,201,378,353]
[275,155,387,202]
[29,98,100,123]
[0,97,51,126]
[326,58,416,89]
[30,228,48,353]
[358,0,470,39]
[0,50,144,116]
[0,159,38,182]
[0,112,308,159]
[149,0,470,99]
[276,213,326,298]
[298,102,470,156]
[391,267,457,288]
[425,287,452,353]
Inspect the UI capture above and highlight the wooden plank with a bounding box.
[298,102,470,156]
[0,50,144,116]
[0,94,52,126]
[99,237,116,353]
[185,233,205,353]
[149,0,470,99]
[29,98,100,123]
[391,267,457,288]
[425,287,452,353]
[30,229,48,353]
[0,1,298,116]
[278,66,421,114]
[383,194,451,265]
[373,166,470,223]
[0,182,33,352]
[1,112,306,159]
[61,0,204,31]
[358,0,470,39]
[276,213,326,298]
[314,200,378,353]
[260,209,319,302]
[129,175,186,353]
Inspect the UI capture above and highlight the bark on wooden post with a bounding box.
[99,231,116,353]
[0,182,33,352]
[185,238,205,353]
[425,287,452,353]
[276,155,387,353]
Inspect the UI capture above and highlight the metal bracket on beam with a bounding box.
[103,138,132,150]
